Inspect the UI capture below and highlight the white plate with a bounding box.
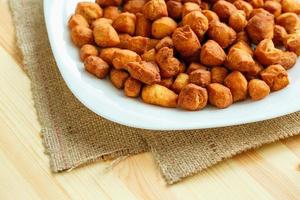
[44,0,300,130]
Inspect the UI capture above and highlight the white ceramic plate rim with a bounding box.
[44,0,300,131]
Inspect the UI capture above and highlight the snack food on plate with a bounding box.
[69,0,299,111]
[75,2,103,24]
[68,14,89,29]
[211,66,228,84]
[224,71,248,102]
[124,0,146,14]
[212,0,237,22]
[152,17,177,39]
[91,18,113,29]
[182,2,201,17]
[200,40,226,66]
[80,44,99,61]
[207,83,233,109]
[177,84,208,111]
[172,73,190,93]
[110,69,129,89]
[112,12,136,35]
[124,77,142,97]
[142,84,178,107]
[248,79,270,100]
[103,6,120,20]
[93,23,120,47]
[84,56,109,79]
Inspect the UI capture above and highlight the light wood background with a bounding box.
[1,1,300,199]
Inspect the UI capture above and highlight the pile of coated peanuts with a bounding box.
[69,0,300,111]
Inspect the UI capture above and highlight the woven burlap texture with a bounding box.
[10,0,300,184]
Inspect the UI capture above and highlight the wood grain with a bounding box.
[0,0,22,64]
[0,0,300,199]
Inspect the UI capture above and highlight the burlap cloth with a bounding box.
[10,0,300,184]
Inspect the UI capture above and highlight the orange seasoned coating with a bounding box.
[182,2,201,17]
[117,33,132,49]
[208,21,236,48]
[84,56,109,79]
[229,10,247,33]
[226,47,255,73]
[96,0,122,7]
[143,0,168,21]
[172,25,201,57]
[93,23,120,47]
[152,17,177,39]
[127,36,149,54]
[236,31,250,43]
[142,84,178,108]
[147,39,160,50]
[273,25,288,45]
[141,49,156,62]
[135,13,152,37]
[112,12,136,35]
[230,40,254,56]
[246,12,274,44]
[177,84,208,111]
[200,40,226,66]
[91,18,113,29]
[182,11,209,40]
[211,66,228,84]
[207,83,233,109]
[276,13,300,34]
[155,47,180,78]
[71,26,93,47]
[260,64,289,91]
[283,33,300,56]
[80,44,98,61]
[155,36,174,50]
[123,0,146,14]
[189,69,211,87]
[99,47,121,64]
[167,0,183,20]
[159,77,174,88]
[202,10,220,23]
[212,0,237,22]
[112,49,142,69]
[255,39,297,70]
[124,77,142,97]
[233,0,253,19]
[103,6,121,21]
[281,0,300,14]
[75,2,103,24]
[186,62,208,74]
[110,69,130,89]
[172,73,190,93]
[224,71,248,102]
[248,79,270,100]
[126,61,161,84]
[249,0,264,8]
[68,14,89,29]
[264,0,282,17]
[249,8,270,19]
[244,61,264,80]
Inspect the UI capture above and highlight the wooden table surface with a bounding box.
[1,1,300,199]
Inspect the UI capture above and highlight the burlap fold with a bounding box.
[10,0,300,184]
